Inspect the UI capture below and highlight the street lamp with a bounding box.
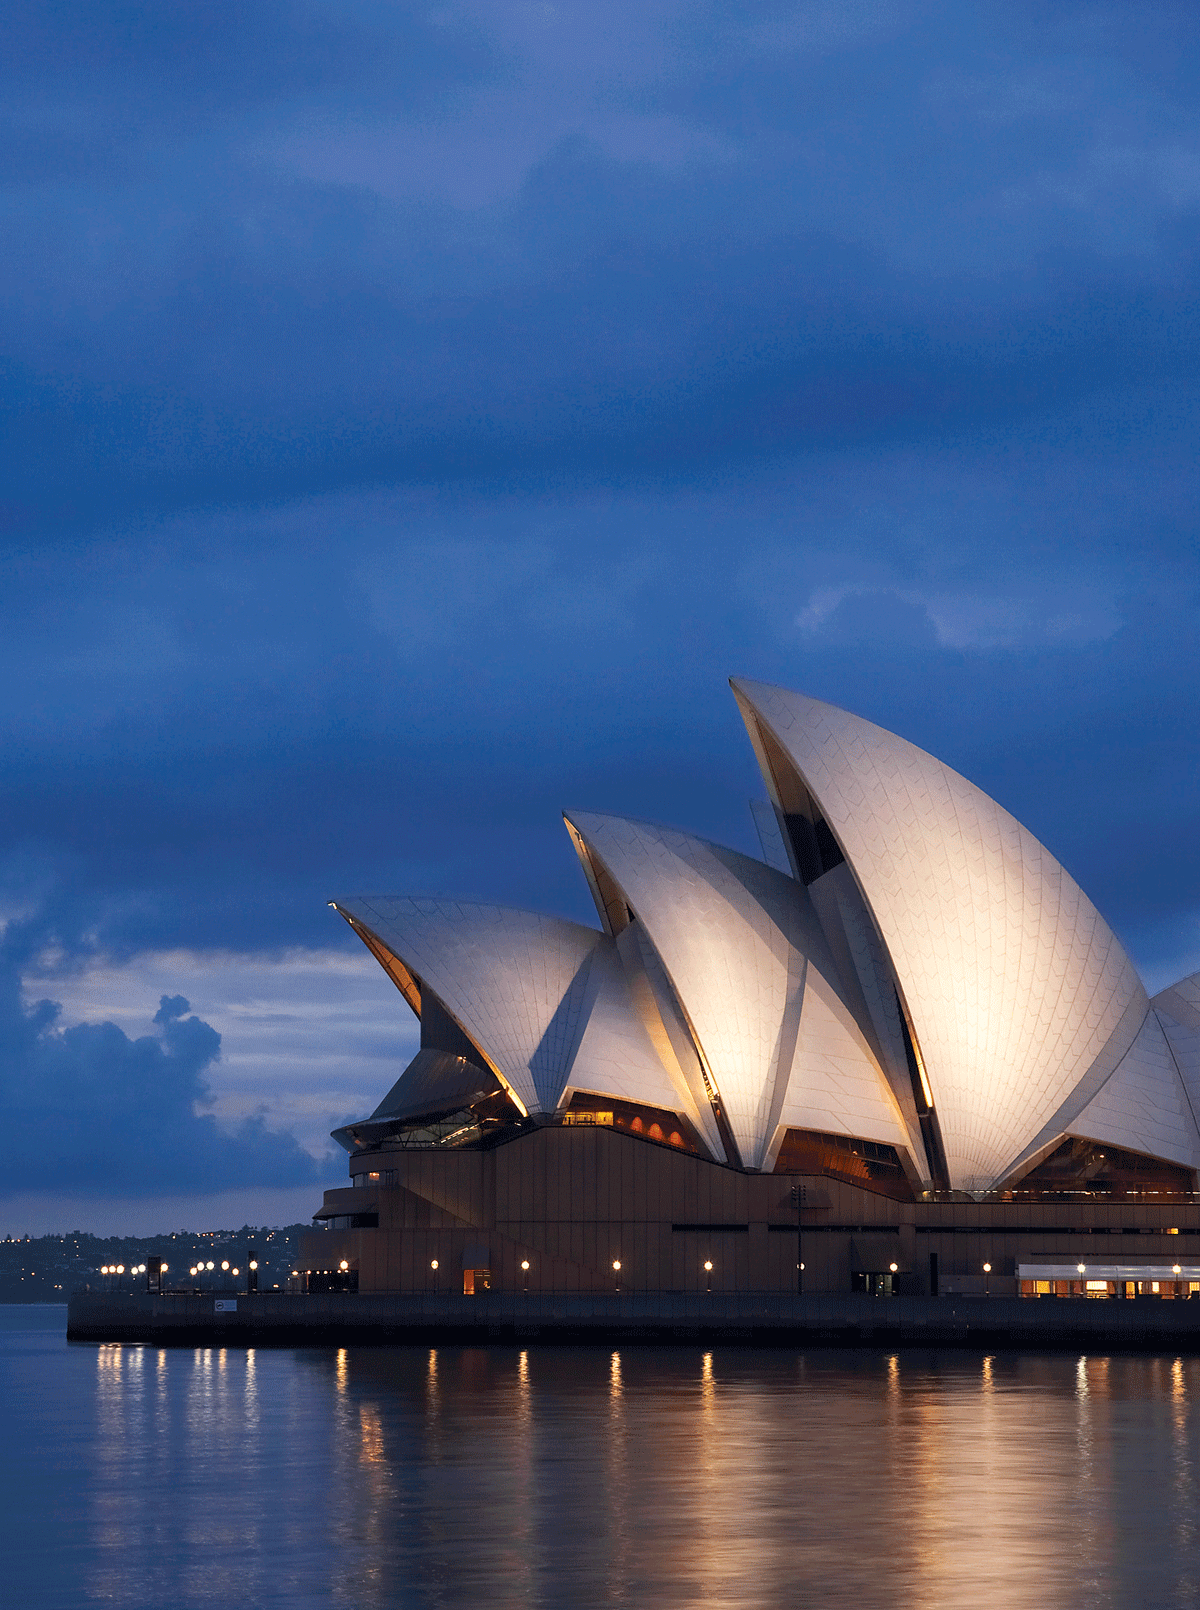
[521,1259,530,1293]
[983,1261,991,1296]
[790,1182,806,1295]
[704,1259,713,1293]
[612,1259,621,1292]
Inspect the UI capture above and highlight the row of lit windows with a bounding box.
[1021,1279,1200,1298]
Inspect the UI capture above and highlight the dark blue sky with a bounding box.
[2,2,1198,1227]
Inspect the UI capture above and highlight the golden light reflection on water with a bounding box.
[56,1343,1200,1609]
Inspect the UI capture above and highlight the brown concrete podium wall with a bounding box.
[300,1125,1200,1298]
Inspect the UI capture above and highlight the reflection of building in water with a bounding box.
[302,680,1200,1297]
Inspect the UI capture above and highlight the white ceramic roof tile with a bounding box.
[335,896,600,1116]
[566,811,907,1170]
[1070,1010,1200,1169]
[1152,972,1200,1124]
[749,798,794,875]
[775,967,913,1153]
[1158,971,1200,1019]
[732,679,1148,1191]
[567,939,706,1121]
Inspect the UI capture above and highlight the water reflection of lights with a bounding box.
[358,1403,385,1466]
[425,1349,440,1432]
[66,1338,1200,1607]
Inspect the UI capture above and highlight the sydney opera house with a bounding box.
[302,681,1200,1301]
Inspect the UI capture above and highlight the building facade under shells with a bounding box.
[302,681,1200,1300]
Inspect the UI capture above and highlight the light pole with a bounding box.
[521,1259,530,1294]
[704,1260,713,1294]
[612,1260,621,1293]
[790,1182,806,1295]
[983,1261,991,1297]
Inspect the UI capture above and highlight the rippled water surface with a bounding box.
[3,1307,1200,1608]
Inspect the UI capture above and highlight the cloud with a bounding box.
[796,583,1124,650]
[0,911,325,1196]
[3,3,1200,532]
[19,942,416,1164]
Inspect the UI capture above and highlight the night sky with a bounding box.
[2,3,1198,1232]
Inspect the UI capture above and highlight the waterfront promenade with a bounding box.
[67,1288,1200,1348]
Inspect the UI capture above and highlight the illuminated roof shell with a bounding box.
[332,897,599,1117]
[565,812,916,1171]
[731,679,1150,1191]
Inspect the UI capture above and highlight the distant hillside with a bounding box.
[0,1225,324,1301]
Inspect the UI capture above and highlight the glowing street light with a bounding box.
[612,1259,621,1292]
[704,1259,713,1293]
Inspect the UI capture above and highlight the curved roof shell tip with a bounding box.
[730,678,1164,1192]
[564,810,919,1173]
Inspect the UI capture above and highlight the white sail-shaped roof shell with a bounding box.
[565,812,916,1171]
[731,679,1149,1191]
[563,937,708,1123]
[1067,1010,1200,1170]
[1152,972,1200,1130]
[333,897,600,1117]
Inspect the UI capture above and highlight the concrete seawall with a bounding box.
[67,1289,1200,1349]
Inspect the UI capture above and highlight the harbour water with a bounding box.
[3,1306,1199,1608]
